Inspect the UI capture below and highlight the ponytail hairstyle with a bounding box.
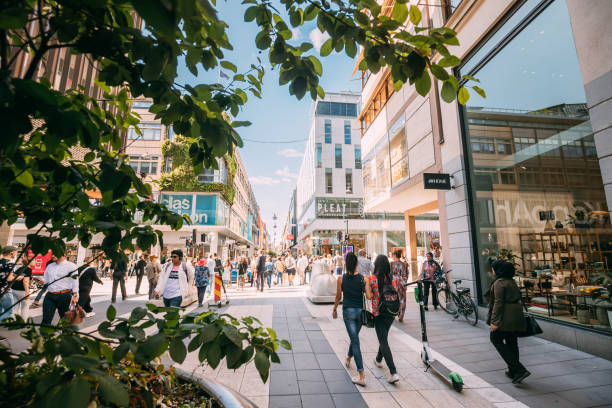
[373,254,391,284]
[345,252,358,275]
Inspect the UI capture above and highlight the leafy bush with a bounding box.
[0,304,290,407]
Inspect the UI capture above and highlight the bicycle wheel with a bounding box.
[437,288,458,315]
[461,295,479,326]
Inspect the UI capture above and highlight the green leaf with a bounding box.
[129,326,146,341]
[392,2,408,24]
[129,307,147,323]
[201,324,220,343]
[63,355,100,371]
[345,40,357,58]
[15,171,33,188]
[430,64,449,81]
[308,56,323,75]
[409,5,422,25]
[244,6,258,22]
[98,373,129,406]
[438,56,462,68]
[254,349,270,383]
[207,342,222,368]
[279,339,292,350]
[440,81,457,102]
[462,74,480,83]
[220,61,237,73]
[222,324,243,347]
[106,304,116,321]
[169,338,187,363]
[472,85,486,98]
[458,87,470,105]
[415,71,431,96]
[112,342,130,363]
[320,38,333,57]
[66,378,91,408]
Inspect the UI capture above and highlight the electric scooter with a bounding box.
[406,280,464,392]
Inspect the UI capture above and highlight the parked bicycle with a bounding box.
[436,270,478,326]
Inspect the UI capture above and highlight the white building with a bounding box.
[294,92,438,257]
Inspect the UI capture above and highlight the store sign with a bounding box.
[316,198,363,218]
[286,234,294,240]
[160,193,217,225]
[423,173,451,190]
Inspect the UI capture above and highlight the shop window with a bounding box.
[460,0,611,334]
[345,169,353,194]
[325,168,333,193]
[324,120,332,143]
[335,144,342,168]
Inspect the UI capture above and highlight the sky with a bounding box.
[176,1,360,245]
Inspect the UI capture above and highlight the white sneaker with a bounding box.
[388,374,400,384]
[85,312,96,318]
[374,359,383,368]
[352,377,366,386]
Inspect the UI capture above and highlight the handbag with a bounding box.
[64,303,86,325]
[361,291,375,328]
[516,299,543,338]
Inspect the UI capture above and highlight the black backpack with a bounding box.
[379,277,400,317]
[214,258,223,274]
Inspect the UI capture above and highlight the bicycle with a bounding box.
[435,271,478,326]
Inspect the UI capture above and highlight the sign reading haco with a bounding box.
[160,193,217,225]
[423,173,451,190]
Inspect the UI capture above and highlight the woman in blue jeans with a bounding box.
[332,252,372,386]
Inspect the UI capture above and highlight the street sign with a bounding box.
[423,173,451,190]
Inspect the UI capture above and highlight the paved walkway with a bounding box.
[2,279,612,408]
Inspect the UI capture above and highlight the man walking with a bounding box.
[333,250,344,275]
[0,246,17,321]
[285,253,296,286]
[111,256,128,303]
[206,253,216,295]
[256,251,266,292]
[41,251,78,325]
[357,249,373,276]
[154,249,194,307]
[146,255,162,300]
[78,256,103,317]
[133,254,147,295]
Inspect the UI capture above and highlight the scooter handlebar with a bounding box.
[405,280,423,287]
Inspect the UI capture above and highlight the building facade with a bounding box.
[358,0,612,357]
[295,92,439,257]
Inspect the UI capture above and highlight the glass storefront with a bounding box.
[460,0,612,333]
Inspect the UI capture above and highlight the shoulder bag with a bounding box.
[516,297,543,338]
[360,276,375,328]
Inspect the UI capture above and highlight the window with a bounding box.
[325,168,333,193]
[164,157,172,173]
[132,101,152,109]
[355,146,362,169]
[167,125,174,140]
[197,158,227,183]
[324,120,332,143]
[128,155,158,175]
[389,118,408,184]
[316,102,358,117]
[127,122,162,140]
[345,169,353,194]
[460,0,609,335]
[360,75,395,132]
[197,169,215,183]
[316,143,322,168]
[344,121,351,144]
[335,144,342,168]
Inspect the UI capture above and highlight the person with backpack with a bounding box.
[418,252,441,310]
[332,252,372,386]
[368,254,401,384]
[194,259,210,307]
[154,249,194,307]
[256,251,266,292]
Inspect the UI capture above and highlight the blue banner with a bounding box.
[160,193,217,225]
[195,194,216,225]
[247,214,253,241]
[160,194,192,217]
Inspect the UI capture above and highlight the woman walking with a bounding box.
[369,255,401,384]
[419,252,441,310]
[12,257,34,320]
[332,252,371,386]
[78,257,104,317]
[238,257,247,290]
[265,257,274,289]
[390,249,408,322]
[194,259,210,307]
[487,260,530,384]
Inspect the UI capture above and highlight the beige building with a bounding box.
[358,0,612,357]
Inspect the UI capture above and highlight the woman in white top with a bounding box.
[154,249,194,307]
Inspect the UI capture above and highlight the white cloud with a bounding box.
[277,148,304,158]
[309,29,330,52]
[275,166,298,180]
[291,28,301,41]
[250,176,280,186]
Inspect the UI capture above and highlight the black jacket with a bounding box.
[79,267,102,291]
[134,259,147,276]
